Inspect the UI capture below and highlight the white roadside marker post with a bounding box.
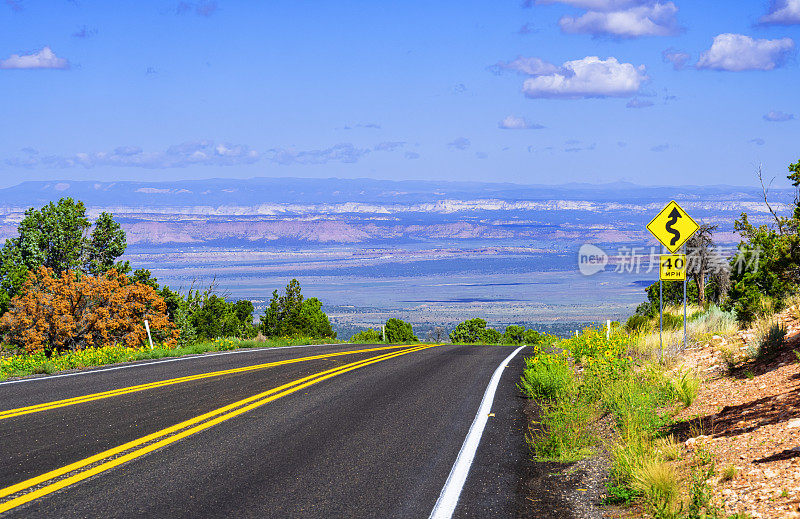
[606,319,611,340]
[144,319,154,350]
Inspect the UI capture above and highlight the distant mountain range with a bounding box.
[0,178,792,246]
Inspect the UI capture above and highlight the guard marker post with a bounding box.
[144,320,154,350]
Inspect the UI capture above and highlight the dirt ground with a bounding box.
[673,309,800,519]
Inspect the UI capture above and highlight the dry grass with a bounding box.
[654,435,682,461]
[632,460,681,518]
[719,464,738,482]
[631,305,739,362]
[633,329,684,360]
[687,306,738,337]
[669,369,700,408]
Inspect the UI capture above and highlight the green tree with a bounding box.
[482,328,502,344]
[384,318,417,343]
[296,298,335,339]
[261,279,335,338]
[502,325,526,344]
[191,295,234,340]
[449,318,498,344]
[724,160,800,323]
[523,329,543,345]
[635,280,700,317]
[86,212,128,275]
[133,269,159,290]
[0,198,127,314]
[232,300,257,338]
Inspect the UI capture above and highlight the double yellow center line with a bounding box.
[0,345,411,421]
[0,343,438,514]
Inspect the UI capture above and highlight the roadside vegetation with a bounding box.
[520,158,800,518]
[0,198,339,379]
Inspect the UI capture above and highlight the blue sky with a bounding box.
[1,0,799,188]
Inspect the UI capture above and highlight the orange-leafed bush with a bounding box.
[0,267,178,353]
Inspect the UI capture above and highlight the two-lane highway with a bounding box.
[0,343,529,518]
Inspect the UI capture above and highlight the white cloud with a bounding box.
[0,46,69,70]
[492,56,558,76]
[697,34,795,71]
[559,2,679,37]
[176,1,217,16]
[373,141,405,151]
[760,0,800,25]
[536,0,645,11]
[448,137,471,150]
[626,98,654,108]
[662,47,690,70]
[498,115,545,129]
[763,110,795,121]
[267,143,369,165]
[522,56,647,99]
[6,141,259,168]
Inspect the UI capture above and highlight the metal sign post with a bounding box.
[647,200,698,362]
[659,272,663,361]
[683,244,688,349]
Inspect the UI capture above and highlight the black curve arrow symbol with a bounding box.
[665,208,681,246]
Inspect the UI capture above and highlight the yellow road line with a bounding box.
[0,344,438,513]
[0,345,411,421]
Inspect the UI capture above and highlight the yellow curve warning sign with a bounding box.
[660,254,686,281]
[646,200,699,253]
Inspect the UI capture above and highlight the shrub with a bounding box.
[449,318,488,343]
[732,287,772,326]
[192,295,251,340]
[687,305,738,336]
[529,397,596,461]
[661,313,683,331]
[384,318,417,343]
[625,313,651,333]
[669,369,699,408]
[519,353,574,401]
[523,329,544,344]
[502,325,526,344]
[350,328,383,343]
[481,328,502,344]
[0,267,177,353]
[754,321,787,361]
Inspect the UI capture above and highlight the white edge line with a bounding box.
[0,343,341,386]
[428,345,527,519]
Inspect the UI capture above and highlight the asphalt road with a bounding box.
[0,343,530,518]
